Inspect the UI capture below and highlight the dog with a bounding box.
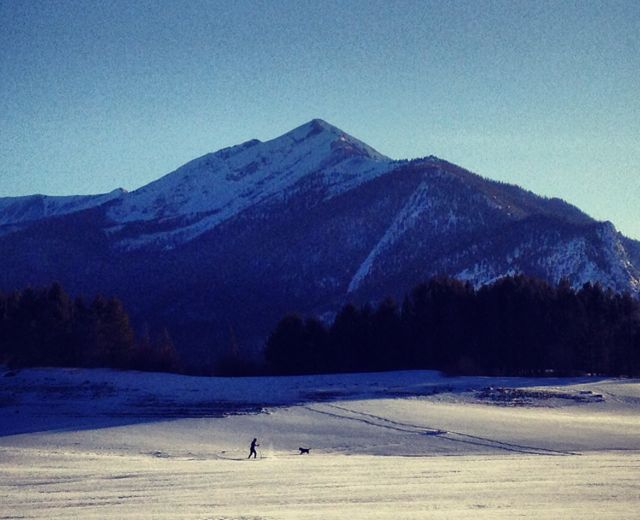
[298,447,310,455]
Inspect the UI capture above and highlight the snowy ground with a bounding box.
[1,368,639,519]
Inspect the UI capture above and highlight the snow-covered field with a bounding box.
[1,368,639,519]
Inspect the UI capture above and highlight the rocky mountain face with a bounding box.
[1,119,638,361]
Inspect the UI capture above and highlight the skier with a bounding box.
[248,438,259,459]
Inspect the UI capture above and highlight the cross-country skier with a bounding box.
[248,438,259,459]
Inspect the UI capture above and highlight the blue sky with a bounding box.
[1,0,638,238]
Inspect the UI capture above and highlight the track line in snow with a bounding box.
[310,403,576,456]
[303,406,432,435]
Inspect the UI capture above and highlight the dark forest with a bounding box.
[0,283,180,373]
[2,277,639,378]
[265,276,640,377]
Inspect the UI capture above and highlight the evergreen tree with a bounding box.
[265,314,309,374]
[98,297,135,368]
[329,304,369,372]
[370,298,405,370]
[40,282,73,366]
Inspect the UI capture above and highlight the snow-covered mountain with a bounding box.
[106,119,393,250]
[0,188,126,236]
[0,119,638,357]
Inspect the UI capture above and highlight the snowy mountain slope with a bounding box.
[449,219,640,293]
[347,177,432,293]
[0,188,126,236]
[0,119,638,357]
[622,235,640,272]
[339,160,636,301]
[106,119,394,250]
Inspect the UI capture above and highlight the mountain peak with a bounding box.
[277,118,389,161]
[281,118,347,142]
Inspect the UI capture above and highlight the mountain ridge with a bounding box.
[101,119,394,250]
[0,119,637,359]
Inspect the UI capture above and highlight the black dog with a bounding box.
[298,447,310,455]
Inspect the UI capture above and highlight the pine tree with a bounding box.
[370,298,404,370]
[92,296,135,368]
[265,314,307,374]
[41,282,73,366]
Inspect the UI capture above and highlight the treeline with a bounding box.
[0,283,180,372]
[265,276,640,377]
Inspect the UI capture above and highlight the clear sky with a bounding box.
[1,0,638,239]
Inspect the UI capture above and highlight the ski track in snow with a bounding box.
[308,403,577,456]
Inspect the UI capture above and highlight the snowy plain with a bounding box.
[1,367,639,519]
